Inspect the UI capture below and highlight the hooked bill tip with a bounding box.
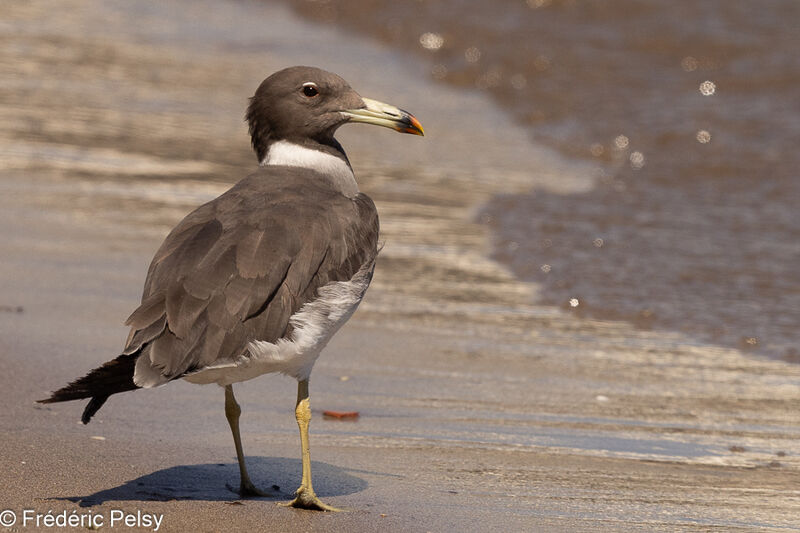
[405,114,425,136]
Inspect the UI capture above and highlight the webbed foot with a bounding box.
[280,486,342,512]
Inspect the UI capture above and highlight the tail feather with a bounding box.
[38,353,140,424]
[81,395,110,424]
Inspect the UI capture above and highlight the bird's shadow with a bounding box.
[61,457,368,507]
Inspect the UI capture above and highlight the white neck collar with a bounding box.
[261,140,358,198]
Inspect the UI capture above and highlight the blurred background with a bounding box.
[4,0,798,361]
[284,0,800,362]
[1,0,798,529]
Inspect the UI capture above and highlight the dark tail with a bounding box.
[38,354,139,424]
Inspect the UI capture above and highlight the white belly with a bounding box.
[184,261,373,385]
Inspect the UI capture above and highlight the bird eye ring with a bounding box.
[301,83,319,97]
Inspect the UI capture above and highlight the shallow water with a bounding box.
[282,0,800,360]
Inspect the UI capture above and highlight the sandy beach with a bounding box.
[1,1,798,531]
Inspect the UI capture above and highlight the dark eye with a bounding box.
[302,83,319,97]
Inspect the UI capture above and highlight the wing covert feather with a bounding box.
[124,168,379,382]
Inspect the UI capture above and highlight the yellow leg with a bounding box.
[281,379,341,511]
[224,385,275,497]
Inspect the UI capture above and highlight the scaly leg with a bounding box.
[281,379,341,511]
[224,384,275,497]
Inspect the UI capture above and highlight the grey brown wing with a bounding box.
[123,186,379,388]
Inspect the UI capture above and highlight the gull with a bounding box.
[39,66,424,511]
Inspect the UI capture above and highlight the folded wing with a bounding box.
[125,169,379,387]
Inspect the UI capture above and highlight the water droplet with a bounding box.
[569,298,580,308]
[593,238,604,248]
[629,151,645,169]
[510,73,527,90]
[696,130,711,143]
[590,143,605,157]
[699,80,716,96]
[527,0,552,8]
[540,264,551,273]
[419,32,444,51]
[533,55,551,71]
[614,135,629,150]
[465,46,481,63]
[476,68,502,89]
[681,56,698,72]
[431,64,448,80]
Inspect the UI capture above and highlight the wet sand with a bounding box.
[1,1,799,531]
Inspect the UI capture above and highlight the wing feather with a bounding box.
[124,167,379,384]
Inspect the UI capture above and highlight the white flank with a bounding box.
[133,350,171,388]
[184,260,374,385]
[262,140,358,197]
